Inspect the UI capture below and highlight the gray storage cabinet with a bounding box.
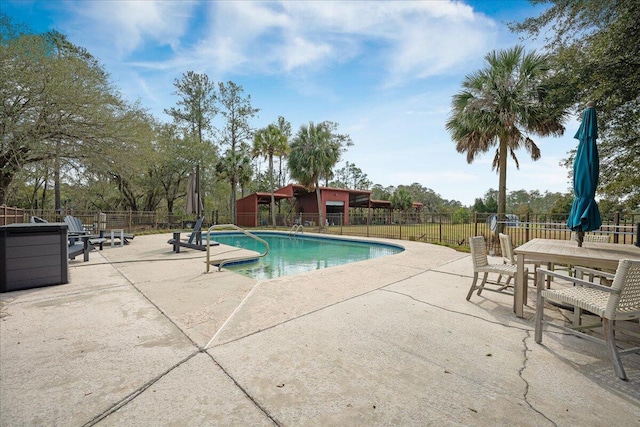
[0,223,69,292]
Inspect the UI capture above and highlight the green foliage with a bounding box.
[330,161,372,190]
[472,198,486,213]
[396,183,445,212]
[485,196,498,213]
[151,123,216,214]
[1,16,130,206]
[165,71,217,144]
[549,192,574,214]
[390,188,413,211]
[511,1,640,210]
[390,188,413,224]
[452,207,471,224]
[370,184,393,201]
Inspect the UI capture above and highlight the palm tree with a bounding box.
[276,116,292,187]
[289,121,342,228]
[253,118,290,227]
[391,188,413,223]
[446,45,567,234]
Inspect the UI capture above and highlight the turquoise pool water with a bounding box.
[209,232,403,280]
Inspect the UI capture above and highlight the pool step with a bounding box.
[204,224,269,273]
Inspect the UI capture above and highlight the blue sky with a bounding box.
[4,0,579,205]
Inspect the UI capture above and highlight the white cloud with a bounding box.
[54,0,501,101]
[73,1,498,85]
[66,0,196,57]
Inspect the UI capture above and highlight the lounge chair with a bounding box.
[168,217,216,252]
[467,236,528,310]
[534,259,640,380]
[30,216,92,261]
[67,235,92,262]
[64,215,106,251]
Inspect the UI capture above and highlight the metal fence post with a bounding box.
[474,212,478,237]
[614,211,620,244]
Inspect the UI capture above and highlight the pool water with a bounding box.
[209,232,403,280]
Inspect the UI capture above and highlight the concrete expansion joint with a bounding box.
[430,268,475,279]
[82,350,201,426]
[204,352,281,426]
[104,257,203,349]
[208,270,432,349]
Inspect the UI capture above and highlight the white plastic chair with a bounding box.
[534,259,640,380]
[467,236,528,308]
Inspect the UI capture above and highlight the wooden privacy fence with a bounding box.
[0,209,196,233]
[0,205,26,225]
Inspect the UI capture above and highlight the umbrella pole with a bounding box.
[196,164,201,218]
[576,230,584,247]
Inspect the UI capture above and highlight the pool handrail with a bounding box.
[289,224,303,236]
[205,224,269,273]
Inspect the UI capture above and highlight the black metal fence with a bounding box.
[242,210,640,255]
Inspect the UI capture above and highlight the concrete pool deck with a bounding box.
[1,232,639,425]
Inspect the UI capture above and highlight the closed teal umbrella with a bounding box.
[567,101,602,246]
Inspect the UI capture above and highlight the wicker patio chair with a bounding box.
[570,232,611,243]
[499,233,552,288]
[467,236,528,307]
[534,259,640,380]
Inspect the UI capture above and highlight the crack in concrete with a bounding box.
[382,288,560,426]
[520,331,558,426]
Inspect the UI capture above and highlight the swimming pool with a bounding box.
[208,232,404,280]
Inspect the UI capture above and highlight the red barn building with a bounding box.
[236,184,422,227]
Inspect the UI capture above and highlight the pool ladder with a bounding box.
[205,224,269,273]
[289,224,304,236]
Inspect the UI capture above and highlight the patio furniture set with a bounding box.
[467,233,640,381]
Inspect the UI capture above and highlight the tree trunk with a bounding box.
[54,141,61,212]
[497,137,508,237]
[230,175,237,224]
[269,155,276,228]
[315,183,324,228]
[40,174,49,212]
[0,171,12,205]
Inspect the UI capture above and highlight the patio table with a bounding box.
[513,238,640,318]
